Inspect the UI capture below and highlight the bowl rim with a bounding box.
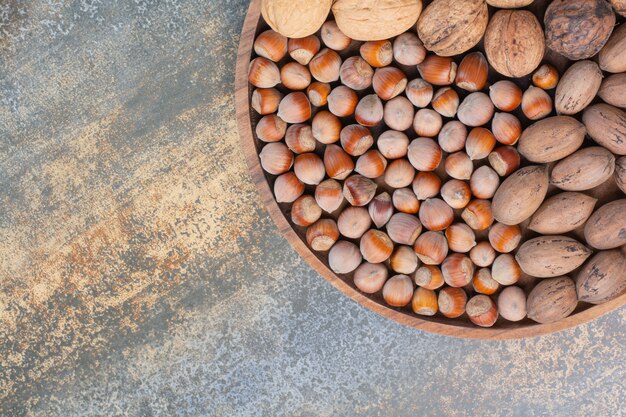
[234,0,626,339]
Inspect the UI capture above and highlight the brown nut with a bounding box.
[466,295,498,327]
[497,286,527,322]
[438,121,468,153]
[529,192,597,235]
[360,40,393,68]
[532,64,559,90]
[353,262,388,294]
[285,124,316,153]
[417,0,488,57]
[419,198,454,231]
[315,179,344,213]
[339,56,374,91]
[412,171,442,201]
[414,231,448,265]
[320,21,352,51]
[545,0,615,60]
[387,212,423,246]
[343,175,377,206]
[306,219,340,251]
[407,137,443,171]
[411,287,438,316]
[521,86,552,121]
[582,104,626,155]
[461,199,494,231]
[254,30,288,62]
[382,274,415,307]
[373,67,408,101]
[328,240,362,274]
[455,52,488,92]
[516,236,592,278]
[457,92,494,127]
[338,206,371,239]
[488,146,520,177]
[438,287,467,318]
[584,199,626,250]
[489,80,523,112]
[576,250,626,304]
[517,116,585,163]
[328,85,359,117]
[360,229,394,264]
[598,23,626,73]
[291,195,322,227]
[415,265,445,290]
[527,276,577,324]
[393,33,427,66]
[492,165,549,225]
[332,0,423,42]
[288,35,320,65]
[484,10,544,78]
[442,253,475,288]
[291,62,326,90]
[550,147,616,191]
[256,114,287,143]
[261,0,331,38]
[555,60,603,115]
[274,172,305,203]
[417,55,457,86]
[324,144,354,180]
[368,192,394,228]
[413,109,443,137]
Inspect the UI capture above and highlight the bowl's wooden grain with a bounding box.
[235,0,626,339]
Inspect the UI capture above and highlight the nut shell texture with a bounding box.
[332,0,423,41]
[417,0,488,57]
[261,0,332,38]
[484,10,545,78]
[544,0,615,60]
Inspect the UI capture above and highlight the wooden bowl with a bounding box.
[235,0,626,339]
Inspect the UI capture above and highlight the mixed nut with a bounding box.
[249,0,626,327]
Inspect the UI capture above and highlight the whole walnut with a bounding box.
[610,0,626,16]
[484,10,545,78]
[332,0,423,42]
[544,0,616,60]
[261,0,332,38]
[417,0,488,57]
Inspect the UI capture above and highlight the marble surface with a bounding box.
[0,1,624,416]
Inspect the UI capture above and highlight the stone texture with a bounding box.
[0,1,624,416]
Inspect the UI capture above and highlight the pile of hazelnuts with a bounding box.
[247,21,584,327]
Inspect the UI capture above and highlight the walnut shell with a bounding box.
[582,104,626,155]
[598,23,626,73]
[417,0,488,57]
[555,61,603,115]
[610,0,626,16]
[529,192,598,234]
[332,0,423,42]
[492,165,549,225]
[484,10,545,78]
[487,0,534,6]
[550,147,616,191]
[527,276,578,324]
[261,0,332,38]
[584,199,626,250]
[517,116,585,163]
[516,236,591,278]
[577,250,626,304]
[544,0,615,60]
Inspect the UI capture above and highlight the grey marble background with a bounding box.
[0,1,624,416]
